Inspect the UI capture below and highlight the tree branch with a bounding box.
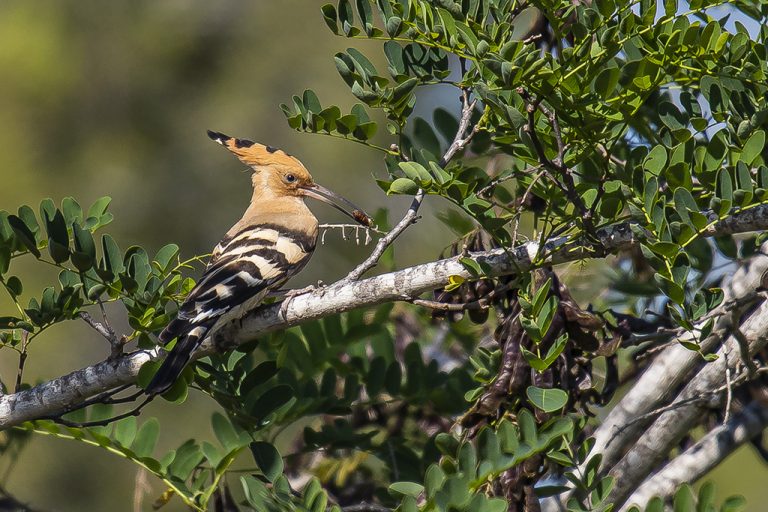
[542,249,768,511]
[605,296,768,507]
[621,401,768,510]
[2,206,768,428]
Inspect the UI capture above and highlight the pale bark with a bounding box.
[589,251,768,472]
[1,205,767,431]
[607,298,768,507]
[622,401,768,510]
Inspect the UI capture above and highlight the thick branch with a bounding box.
[606,297,768,507]
[588,251,768,472]
[2,206,768,428]
[539,242,768,512]
[622,401,768,510]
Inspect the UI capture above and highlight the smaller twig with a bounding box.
[46,395,153,428]
[318,224,385,246]
[409,297,487,312]
[477,172,516,198]
[730,318,758,374]
[81,307,127,358]
[597,143,627,168]
[79,311,115,342]
[538,102,565,167]
[476,164,545,198]
[440,89,481,166]
[518,87,597,237]
[14,330,29,393]
[340,190,425,283]
[387,439,400,481]
[98,301,117,341]
[343,85,483,283]
[42,384,140,421]
[512,167,548,243]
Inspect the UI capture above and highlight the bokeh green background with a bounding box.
[0,1,763,510]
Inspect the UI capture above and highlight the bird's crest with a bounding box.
[206,130,307,171]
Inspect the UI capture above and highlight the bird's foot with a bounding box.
[277,281,325,319]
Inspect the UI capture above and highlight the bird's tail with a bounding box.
[146,324,209,396]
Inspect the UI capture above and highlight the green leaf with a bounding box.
[659,101,687,131]
[741,130,765,166]
[413,117,441,157]
[399,161,432,184]
[168,440,204,480]
[720,495,747,512]
[355,0,374,35]
[248,384,294,421]
[61,197,83,226]
[424,465,445,499]
[384,362,402,394]
[87,196,112,220]
[388,178,419,195]
[385,16,402,37]
[389,482,424,498]
[321,4,339,34]
[112,416,137,447]
[153,243,179,273]
[250,441,284,482]
[212,412,242,452]
[526,386,568,412]
[6,276,22,298]
[160,377,188,403]
[433,108,459,143]
[716,169,733,204]
[392,77,418,102]
[241,360,279,393]
[346,48,377,79]
[7,215,40,257]
[353,121,377,141]
[673,187,700,229]
[594,67,619,99]
[303,89,322,114]
[131,418,160,458]
[0,245,9,275]
[673,484,695,512]
[72,223,96,271]
[643,145,668,177]
[44,208,69,263]
[101,234,124,276]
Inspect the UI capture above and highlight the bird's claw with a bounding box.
[278,283,324,319]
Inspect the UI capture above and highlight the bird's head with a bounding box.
[207,130,373,226]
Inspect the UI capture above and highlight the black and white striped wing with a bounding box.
[161,224,317,343]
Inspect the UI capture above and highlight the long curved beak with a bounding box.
[302,183,373,227]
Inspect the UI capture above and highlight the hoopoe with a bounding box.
[146,131,372,395]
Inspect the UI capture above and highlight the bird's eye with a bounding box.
[284,174,297,183]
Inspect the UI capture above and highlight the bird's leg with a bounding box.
[267,281,324,300]
[273,281,325,319]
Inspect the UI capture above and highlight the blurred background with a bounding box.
[0,1,762,510]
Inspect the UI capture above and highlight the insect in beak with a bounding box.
[302,183,373,227]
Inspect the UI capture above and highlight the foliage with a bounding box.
[2,0,768,510]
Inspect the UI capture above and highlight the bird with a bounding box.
[145,130,372,396]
